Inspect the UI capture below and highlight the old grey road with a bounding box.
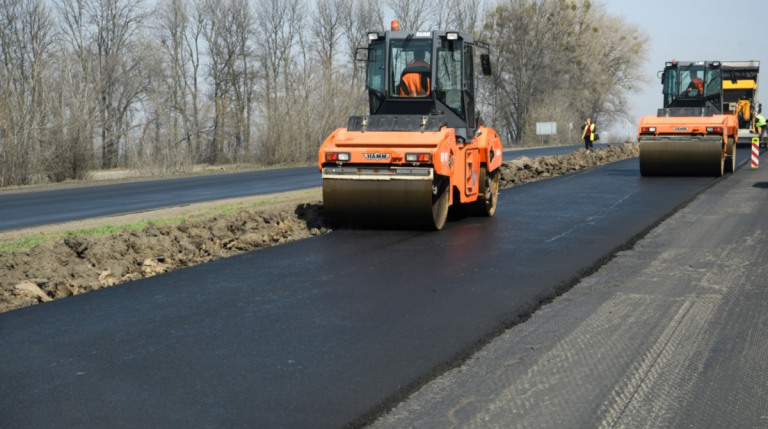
[371,155,768,428]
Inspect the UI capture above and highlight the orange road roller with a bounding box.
[638,60,755,176]
[318,25,503,230]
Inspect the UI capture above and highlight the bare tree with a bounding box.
[0,0,650,187]
[340,0,384,87]
[483,0,562,142]
[483,0,648,144]
[385,0,435,31]
[312,0,344,77]
[199,0,257,163]
[561,3,650,125]
[253,0,304,164]
[431,0,483,33]
[57,0,151,168]
[0,0,56,186]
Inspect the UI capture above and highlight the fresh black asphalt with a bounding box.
[0,144,607,232]
[0,150,741,429]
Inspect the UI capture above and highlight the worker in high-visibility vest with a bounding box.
[581,118,596,150]
[684,76,704,97]
[756,113,767,141]
[400,50,431,97]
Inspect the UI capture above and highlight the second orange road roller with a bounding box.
[637,60,760,176]
[318,24,503,230]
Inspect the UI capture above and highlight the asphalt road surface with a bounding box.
[0,150,747,429]
[0,144,607,232]
[371,151,768,428]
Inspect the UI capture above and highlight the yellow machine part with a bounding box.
[639,140,725,177]
[322,174,449,230]
[738,99,752,120]
[723,80,757,90]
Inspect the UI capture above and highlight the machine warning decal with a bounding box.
[673,127,689,131]
[363,153,391,160]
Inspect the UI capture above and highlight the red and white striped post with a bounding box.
[752,137,760,169]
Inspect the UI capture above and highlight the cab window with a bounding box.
[389,39,432,98]
[436,39,464,120]
[366,42,386,113]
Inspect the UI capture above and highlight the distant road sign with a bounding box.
[536,122,557,135]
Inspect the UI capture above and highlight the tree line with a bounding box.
[0,0,648,187]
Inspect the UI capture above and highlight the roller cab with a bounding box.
[638,60,740,176]
[318,27,503,230]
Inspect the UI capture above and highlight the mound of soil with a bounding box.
[0,144,639,313]
[1,203,329,313]
[499,144,639,188]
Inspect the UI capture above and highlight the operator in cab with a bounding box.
[399,50,431,97]
[684,73,704,96]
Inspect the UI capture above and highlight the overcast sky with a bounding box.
[601,0,768,134]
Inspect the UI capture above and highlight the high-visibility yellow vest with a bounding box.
[582,123,595,140]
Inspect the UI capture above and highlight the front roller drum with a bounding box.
[639,140,724,177]
[323,176,450,230]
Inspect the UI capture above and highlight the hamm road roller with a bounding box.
[638,60,741,176]
[318,24,503,230]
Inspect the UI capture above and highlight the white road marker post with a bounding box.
[752,137,760,169]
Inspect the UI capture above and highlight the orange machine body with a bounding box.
[318,125,503,206]
[637,114,738,144]
[636,60,745,176]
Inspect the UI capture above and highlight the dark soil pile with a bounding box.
[499,144,639,188]
[0,144,638,313]
[1,203,329,313]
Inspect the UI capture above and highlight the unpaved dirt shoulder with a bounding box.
[0,189,323,242]
[1,190,330,313]
[498,144,639,188]
[0,144,638,313]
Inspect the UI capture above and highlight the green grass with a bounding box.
[63,217,187,236]
[0,235,51,253]
[0,217,188,254]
